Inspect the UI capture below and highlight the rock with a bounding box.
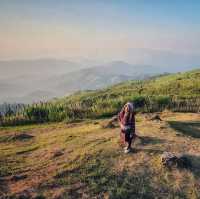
[161,152,191,169]
[150,114,162,121]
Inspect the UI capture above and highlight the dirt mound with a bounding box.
[101,115,118,128]
[13,133,34,141]
[0,133,34,143]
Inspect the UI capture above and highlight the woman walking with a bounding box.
[118,102,136,153]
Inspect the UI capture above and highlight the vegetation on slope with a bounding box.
[1,69,200,126]
[110,69,200,96]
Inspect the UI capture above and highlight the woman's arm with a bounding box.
[132,115,135,133]
[118,112,121,122]
[118,112,126,130]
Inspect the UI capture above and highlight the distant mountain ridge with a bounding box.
[0,59,200,103]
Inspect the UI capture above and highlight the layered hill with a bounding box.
[1,58,200,104]
[0,60,158,103]
[57,68,200,104]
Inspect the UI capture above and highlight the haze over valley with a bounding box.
[1,56,200,103]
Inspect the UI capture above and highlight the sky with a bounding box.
[0,0,200,62]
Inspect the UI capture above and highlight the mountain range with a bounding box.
[0,59,199,103]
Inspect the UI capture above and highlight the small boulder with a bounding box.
[150,114,162,121]
[161,152,191,169]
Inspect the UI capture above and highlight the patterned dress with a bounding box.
[118,107,136,145]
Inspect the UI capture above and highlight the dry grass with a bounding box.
[0,113,200,199]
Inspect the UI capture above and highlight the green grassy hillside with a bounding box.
[1,69,200,126]
[61,68,200,102]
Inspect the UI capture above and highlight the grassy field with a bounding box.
[0,112,200,199]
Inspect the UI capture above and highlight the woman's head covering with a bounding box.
[124,102,134,112]
[119,102,135,124]
[121,102,134,114]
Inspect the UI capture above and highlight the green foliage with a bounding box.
[1,69,200,126]
[24,104,49,122]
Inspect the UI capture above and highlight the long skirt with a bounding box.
[120,130,136,145]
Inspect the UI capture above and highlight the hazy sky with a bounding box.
[0,0,200,61]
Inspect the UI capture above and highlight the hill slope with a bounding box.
[61,68,200,102]
[1,69,200,126]
[1,59,199,103]
[52,68,200,111]
[0,113,200,198]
